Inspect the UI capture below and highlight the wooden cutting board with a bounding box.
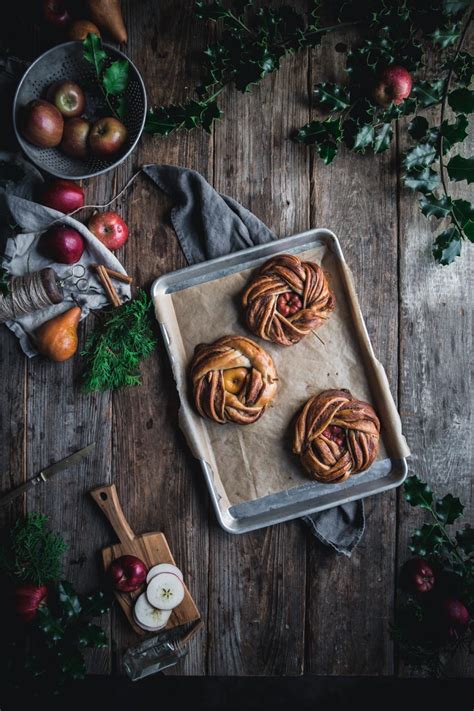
[90,484,201,636]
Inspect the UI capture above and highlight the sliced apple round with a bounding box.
[146,572,185,611]
[146,563,183,585]
[133,593,171,631]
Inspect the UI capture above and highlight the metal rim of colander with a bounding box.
[12,41,147,180]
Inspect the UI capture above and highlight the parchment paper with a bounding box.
[156,243,410,507]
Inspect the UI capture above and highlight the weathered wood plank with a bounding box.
[305,29,398,675]
[207,27,310,676]
[109,0,212,675]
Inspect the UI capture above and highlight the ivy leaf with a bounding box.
[36,606,64,643]
[404,167,440,193]
[373,123,393,153]
[452,199,474,241]
[447,155,474,184]
[351,123,375,153]
[82,32,106,74]
[435,493,464,524]
[313,82,350,111]
[102,59,129,95]
[440,114,468,153]
[419,193,453,218]
[77,623,108,648]
[456,526,474,556]
[58,580,82,619]
[409,524,445,557]
[432,227,462,265]
[408,116,429,141]
[403,143,437,171]
[430,23,461,48]
[404,475,433,510]
[448,87,474,114]
[412,80,445,107]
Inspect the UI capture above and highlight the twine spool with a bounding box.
[0,268,64,323]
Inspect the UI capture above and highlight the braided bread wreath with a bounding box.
[190,335,278,425]
[241,253,336,346]
[293,389,381,483]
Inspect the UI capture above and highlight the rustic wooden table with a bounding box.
[0,1,472,678]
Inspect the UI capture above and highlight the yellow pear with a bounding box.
[35,306,81,362]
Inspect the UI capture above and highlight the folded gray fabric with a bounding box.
[0,153,131,357]
[142,163,365,557]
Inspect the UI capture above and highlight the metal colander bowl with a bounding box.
[13,41,147,180]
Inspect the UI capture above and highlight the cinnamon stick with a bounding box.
[94,265,121,307]
[103,267,133,284]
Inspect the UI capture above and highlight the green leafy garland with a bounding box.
[392,475,473,677]
[144,1,473,265]
[81,289,157,392]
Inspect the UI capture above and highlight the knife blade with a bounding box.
[0,442,96,507]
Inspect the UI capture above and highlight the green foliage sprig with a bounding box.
[0,513,67,586]
[392,475,473,677]
[83,33,130,119]
[81,289,157,392]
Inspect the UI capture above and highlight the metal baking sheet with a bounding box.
[151,229,408,534]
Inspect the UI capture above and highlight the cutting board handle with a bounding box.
[90,484,135,544]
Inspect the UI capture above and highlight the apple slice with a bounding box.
[146,563,183,585]
[146,572,185,611]
[133,593,171,631]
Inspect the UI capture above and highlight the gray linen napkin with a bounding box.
[0,153,131,357]
[142,163,365,556]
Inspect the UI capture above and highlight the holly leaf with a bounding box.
[435,493,464,524]
[444,51,473,87]
[403,143,437,171]
[409,524,445,557]
[412,80,445,107]
[82,32,106,75]
[380,97,417,121]
[292,118,341,152]
[430,23,461,48]
[419,193,453,218]
[374,123,393,153]
[102,59,129,96]
[36,606,64,643]
[408,116,429,141]
[351,123,374,153]
[447,154,474,184]
[82,590,110,617]
[200,99,222,133]
[432,226,462,265]
[317,142,338,164]
[313,82,350,111]
[456,526,474,556]
[404,475,433,510]
[440,114,468,153]
[448,87,474,114]
[77,623,108,648]
[404,167,440,193]
[452,199,474,241]
[442,0,471,15]
[194,0,228,21]
[58,580,82,619]
[58,649,86,680]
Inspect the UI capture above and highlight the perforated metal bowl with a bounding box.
[13,42,147,180]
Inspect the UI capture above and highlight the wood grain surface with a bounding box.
[0,0,472,679]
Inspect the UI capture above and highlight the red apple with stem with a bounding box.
[46,81,86,119]
[21,100,64,148]
[373,65,413,107]
[60,118,91,160]
[109,555,147,592]
[89,117,128,158]
[88,211,129,251]
[40,179,85,214]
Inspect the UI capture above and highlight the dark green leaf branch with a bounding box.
[83,33,130,120]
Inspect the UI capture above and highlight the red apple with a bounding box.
[88,211,129,251]
[89,117,128,159]
[21,100,64,148]
[14,583,48,622]
[40,179,85,214]
[400,558,435,594]
[46,81,86,119]
[109,555,148,593]
[39,224,85,264]
[442,597,470,628]
[42,0,71,28]
[60,117,91,159]
[373,65,413,107]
